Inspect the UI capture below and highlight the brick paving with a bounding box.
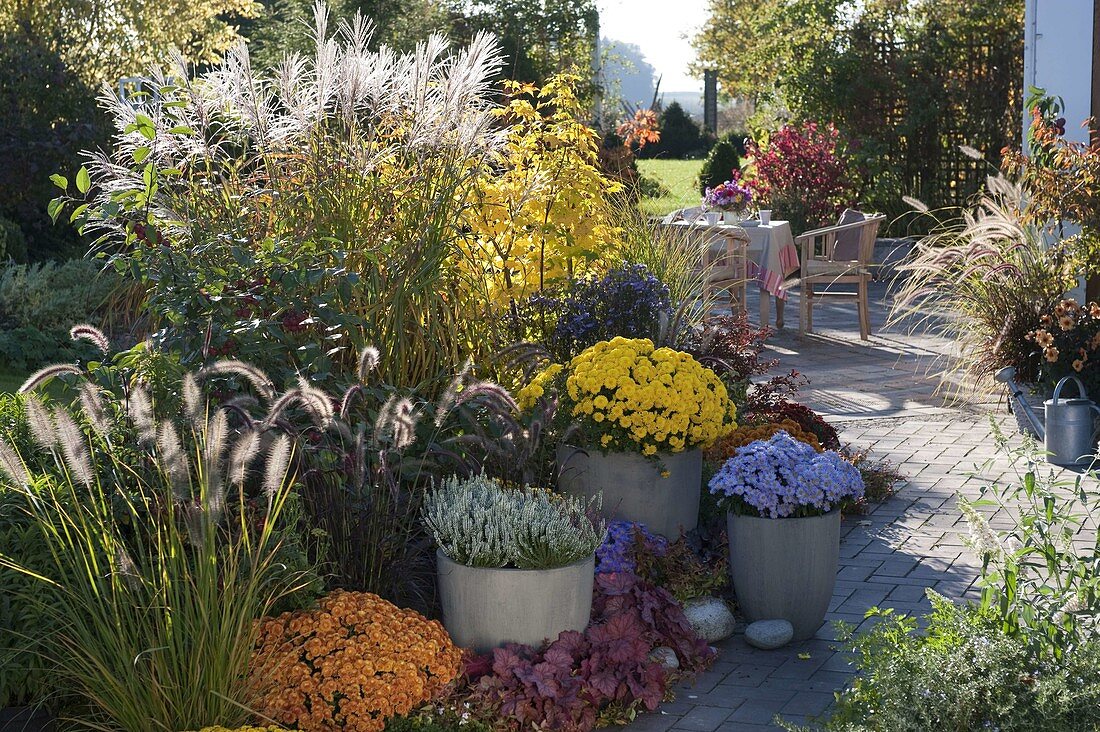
[644,282,1093,731]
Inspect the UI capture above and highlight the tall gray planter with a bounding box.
[556,445,702,538]
[436,551,594,654]
[726,510,840,641]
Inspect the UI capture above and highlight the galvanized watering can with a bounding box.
[996,368,1100,467]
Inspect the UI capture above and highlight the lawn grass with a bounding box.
[0,366,27,395]
[637,158,704,217]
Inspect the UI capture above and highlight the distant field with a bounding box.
[637,158,704,217]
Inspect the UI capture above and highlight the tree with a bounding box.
[464,0,599,90]
[694,0,1024,222]
[1,0,261,87]
[241,0,461,69]
[602,39,657,109]
[640,102,709,159]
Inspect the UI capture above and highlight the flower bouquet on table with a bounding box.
[709,431,864,640]
[520,337,738,537]
[703,174,753,224]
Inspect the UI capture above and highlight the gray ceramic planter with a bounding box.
[556,445,702,538]
[436,551,594,653]
[726,510,841,641]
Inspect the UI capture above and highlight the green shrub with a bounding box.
[422,474,606,569]
[0,259,118,369]
[697,137,743,195]
[0,217,27,263]
[788,598,1100,731]
[0,489,60,709]
[640,102,710,159]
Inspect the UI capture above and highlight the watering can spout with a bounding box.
[995,367,1045,439]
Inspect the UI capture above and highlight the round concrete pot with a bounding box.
[556,445,702,538]
[726,510,840,641]
[436,551,594,654]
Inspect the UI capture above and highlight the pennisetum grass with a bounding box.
[0,342,314,730]
[887,174,1076,398]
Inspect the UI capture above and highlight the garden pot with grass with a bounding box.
[520,338,737,540]
[556,445,702,538]
[423,474,605,654]
[709,431,864,641]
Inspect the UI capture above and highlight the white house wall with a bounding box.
[1025,0,1094,144]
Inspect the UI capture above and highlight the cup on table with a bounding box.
[758,209,772,226]
[704,211,721,226]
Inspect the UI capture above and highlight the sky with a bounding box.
[597,0,709,92]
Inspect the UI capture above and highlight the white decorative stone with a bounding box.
[682,596,737,643]
[648,646,680,670]
[745,619,794,650]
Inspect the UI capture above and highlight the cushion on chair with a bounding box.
[833,208,865,261]
[802,258,866,277]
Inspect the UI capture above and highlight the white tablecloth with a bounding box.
[668,219,800,298]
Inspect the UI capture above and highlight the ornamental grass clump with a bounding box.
[709,432,863,518]
[422,474,605,569]
[250,590,462,732]
[518,338,737,456]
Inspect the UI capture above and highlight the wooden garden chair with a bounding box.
[659,210,751,312]
[794,211,886,340]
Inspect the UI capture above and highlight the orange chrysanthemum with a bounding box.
[250,591,462,732]
[705,419,824,463]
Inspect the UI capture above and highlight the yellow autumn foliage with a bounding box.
[460,75,622,308]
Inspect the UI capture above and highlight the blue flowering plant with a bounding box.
[596,521,670,574]
[708,432,864,518]
[511,263,673,361]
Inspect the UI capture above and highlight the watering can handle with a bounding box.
[1052,375,1089,403]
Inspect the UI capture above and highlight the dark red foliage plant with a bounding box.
[460,573,714,732]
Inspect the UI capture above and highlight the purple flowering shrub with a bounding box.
[461,572,714,732]
[596,521,669,574]
[709,431,863,518]
[511,264,673,361]
[597,521,728,603]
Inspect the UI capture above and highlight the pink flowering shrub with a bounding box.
[747,122,858,233]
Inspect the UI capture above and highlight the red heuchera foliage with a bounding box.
[746,122,857,230]
[463,573,714,732]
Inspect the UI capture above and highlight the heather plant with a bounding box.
[54,4,508,390]
[422,474,605,570]
[746,122,857,233]
[709,432,863,518]
[889,175,1075,393]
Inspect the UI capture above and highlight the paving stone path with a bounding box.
[641,283,1087,731]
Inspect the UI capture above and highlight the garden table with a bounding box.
[667,218,800,326]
